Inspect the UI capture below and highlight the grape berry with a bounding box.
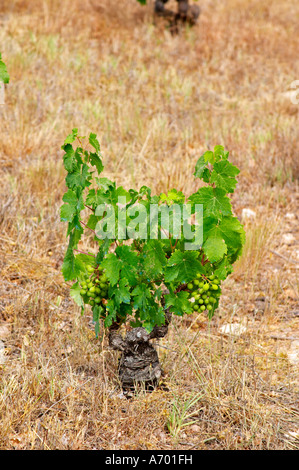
[186,274,221,315]
[79,264,109,314]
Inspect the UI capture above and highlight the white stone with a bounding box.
[287,340,299,366]
[219,323,247,337]
[282,233,295,245]
[0,340,6,364]
[241,208,256,220]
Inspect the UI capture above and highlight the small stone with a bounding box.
[189,424,201,433]
[282,233,295,245]
[219,323,247,337]
[0,325,10,339]
[0,340,6,364]
[287,341,299,366]
[241,208,256,220]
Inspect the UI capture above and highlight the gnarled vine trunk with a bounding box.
[108,308,172,392]
[154,0,200,29]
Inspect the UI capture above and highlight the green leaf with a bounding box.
[214,145,229,161]
[218,216,245,251]
[104,299,118,328]
[112,278,131,307]
[89,152,104,175]
[96,177,115,192]
[115,245,139,286]
[164,291,193,316]
[92,304,104,338]
[203,233,227,263]
[61,234,84,281]
[89,132,100,153]
[159,189,185,205]
[189,187,232,219]
[132,284,152,314]
[0,53,9,84]
[142,240,167,278]
[203,150,215,164]
[66,163,91,190]
[214,256,232,280]
[194,155,211,183]
[101,253,122,286]
[143,305,165,332]
[60,189,84,222]
[165,250,203,285]
[203,215,245,263]
[60,203,76,222]
[64,128,78,145]
[62,144,78,173]
[210,160,240,193]
[70,282,84,308]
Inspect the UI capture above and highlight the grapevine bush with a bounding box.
[60,129,245,338]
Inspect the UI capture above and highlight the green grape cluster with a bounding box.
[186,274,221,313]
[79,265,109,309]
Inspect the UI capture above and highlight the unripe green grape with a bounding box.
[202,294,207,300]
[193,279,200,286]
[94,297,101,304]
[204,298,210,305]
[198,298,204,304]
[196,273,202,279]
[100,282,106,289]
[80,289,87,296]
[193,304,199,311]
[89,286,96,293]
[211,284,218,291]
[200,305,206,311]
[199,282,204,288]
[95,287,101,294]
[199,288,204,294]
[207,304,213,311]
[209,296,216,303]
[209,274,215,281]
[89,300,95,306]
[88,282,93,289]
[187,283,193,290]
[203,283,209,291]
[213,278,220,285]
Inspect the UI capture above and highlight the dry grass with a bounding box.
[0,0,298,450]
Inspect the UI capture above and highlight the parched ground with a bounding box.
[0,0,298,450]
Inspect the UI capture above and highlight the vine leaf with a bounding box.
[164,291,193,316]
[210,160,240,193]
[189,187,232,218]
[165,250,203,285]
